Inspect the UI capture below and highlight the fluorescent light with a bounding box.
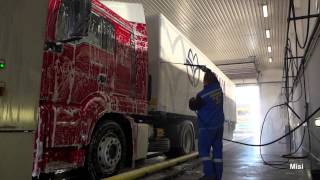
[267,46,272,53]
[263,5,268,17]
[315,117,320,127]
[269,58,272,63]
[266,29,271,38]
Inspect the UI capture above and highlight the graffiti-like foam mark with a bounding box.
[185,49,200,87]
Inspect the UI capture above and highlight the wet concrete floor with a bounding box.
[175,137,312,180]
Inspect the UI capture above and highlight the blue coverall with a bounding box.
[197,81,224,180]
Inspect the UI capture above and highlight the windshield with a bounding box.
[56,0,91,41]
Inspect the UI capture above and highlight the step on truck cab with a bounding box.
[0,0,236,179]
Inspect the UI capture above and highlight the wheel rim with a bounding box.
[97,133,122,173]
[183,129,193,153]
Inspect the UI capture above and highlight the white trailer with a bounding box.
[145,14,237,154]
[147,14,236,121]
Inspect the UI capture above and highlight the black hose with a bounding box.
[259,104,289,169]
[223,105,320,147]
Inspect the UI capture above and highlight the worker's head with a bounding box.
[203,69,218,86]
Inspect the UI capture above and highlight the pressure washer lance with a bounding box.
[160,61,208,72]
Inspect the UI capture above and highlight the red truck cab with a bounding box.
[33,0,148,178]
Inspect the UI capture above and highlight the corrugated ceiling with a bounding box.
[106,0,289,71]
[215,57,258,79]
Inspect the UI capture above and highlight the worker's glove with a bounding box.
[189,96,205,111]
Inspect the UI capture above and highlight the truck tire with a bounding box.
[165,121,195,157]
[87,120,127,180]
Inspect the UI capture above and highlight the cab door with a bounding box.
[114,26,135,96]
[73,13,104,103]
[48,12,109,147]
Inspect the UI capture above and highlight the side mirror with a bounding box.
[56,0,91,42]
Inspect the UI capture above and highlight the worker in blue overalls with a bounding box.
[189,67,224,180]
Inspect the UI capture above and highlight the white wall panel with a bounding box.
[0,0,48,179]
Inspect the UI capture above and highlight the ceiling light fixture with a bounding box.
[263,5,268,17]
[269,58,272,63]
[268,46,272,53]
[266,29,271,38]
[315,117,320,127]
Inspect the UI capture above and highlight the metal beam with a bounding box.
[224,71,258,75]
[287,56,303,60]
[216,61,255,66]
[236,81,285,86]
[289,14,320,21]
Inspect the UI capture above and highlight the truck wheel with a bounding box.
[166,121,195,157]
[179,121,195,154]
[87,121,127,180]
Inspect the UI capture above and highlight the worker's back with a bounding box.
[197,81,225,129]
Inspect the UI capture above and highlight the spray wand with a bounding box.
[160,61,209,72]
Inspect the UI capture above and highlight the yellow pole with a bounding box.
[103,152,199,180]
